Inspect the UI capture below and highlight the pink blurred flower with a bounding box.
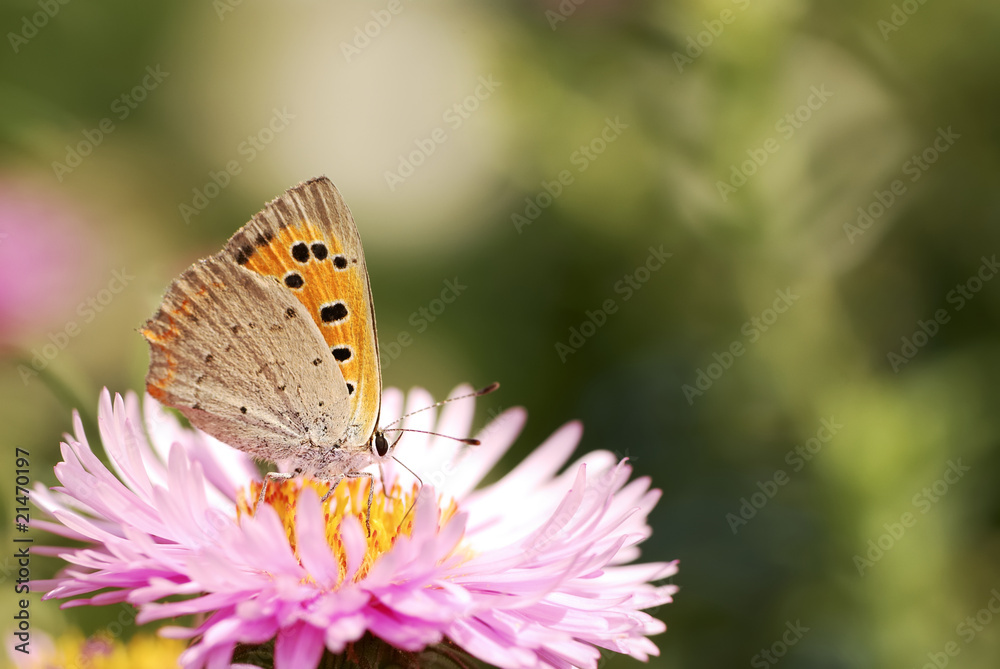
[0,181,100,344]
[34,386,677,669]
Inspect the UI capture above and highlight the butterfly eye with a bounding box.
[374,433,389,457]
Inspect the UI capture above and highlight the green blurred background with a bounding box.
[2,0,1000,667]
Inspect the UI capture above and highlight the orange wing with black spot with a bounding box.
[221,177,381,449]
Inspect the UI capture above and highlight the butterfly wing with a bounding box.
[220,177,381,449]
[142,256,352,469]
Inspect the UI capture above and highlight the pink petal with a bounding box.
[275,621,324,669]
[294,488,340,589]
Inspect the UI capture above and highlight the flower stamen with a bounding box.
[237,476,459,585]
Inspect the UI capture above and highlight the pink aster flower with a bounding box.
[0,180,101,345]
[34,386,677,669]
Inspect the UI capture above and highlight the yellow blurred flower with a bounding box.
[9,631,184,669]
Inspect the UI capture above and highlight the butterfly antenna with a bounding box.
[382,382,499,431]
[382,427,480,445]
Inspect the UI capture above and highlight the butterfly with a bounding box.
[142,177,493,521]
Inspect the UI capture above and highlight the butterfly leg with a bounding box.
[343,471,375,535]
[319,475,344,503]
[317,473,374,533]
[378,462,388,497]
[257,471,296,511]
[393,457,425,530]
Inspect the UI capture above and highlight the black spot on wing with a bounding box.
[235,243,254,265]
[291,242,310,263]
[320,303,348,323]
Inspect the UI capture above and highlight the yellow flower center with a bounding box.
[236,477,460,586]
[22,632,185,669]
